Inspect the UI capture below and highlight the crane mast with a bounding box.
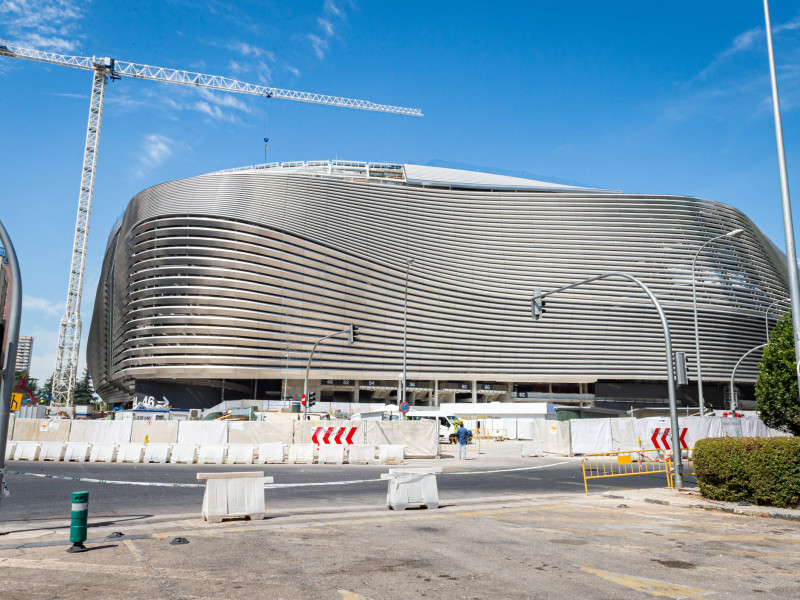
[0,41,422,409]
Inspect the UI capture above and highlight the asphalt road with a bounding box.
[0,456,692,524]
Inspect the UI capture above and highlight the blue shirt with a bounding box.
[456,426,471,444]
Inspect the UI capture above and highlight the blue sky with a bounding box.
[1,0,799,384]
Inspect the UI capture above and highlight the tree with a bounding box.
[13,369,39,397]
[40,375,54,400]
[756,311,800,435]
[73,368,95,406]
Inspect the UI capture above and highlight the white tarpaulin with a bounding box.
[570,419,613,455]
[7,414,14,439]
[11,418,70,442]
[533,419,571,455]
[69,420,132,444]
[130,420,179,444]
[501,418,518,439]
[228,421,294,445]
[610,418,637,450]
[365,420,438,458]
[177,421,227,445]
[516,419,535,440]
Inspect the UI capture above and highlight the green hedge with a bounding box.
[693,437,800,508]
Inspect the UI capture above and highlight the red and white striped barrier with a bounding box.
[311,426,358,445]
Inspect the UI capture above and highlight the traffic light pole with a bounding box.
[0,218,22,509]
[531,271,683,488]
[303,326,356,420]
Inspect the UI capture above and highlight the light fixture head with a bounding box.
[726,228,745,238]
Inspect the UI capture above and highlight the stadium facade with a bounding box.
[87,161,789,410]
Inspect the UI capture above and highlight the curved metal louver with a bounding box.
[86,163,789,403]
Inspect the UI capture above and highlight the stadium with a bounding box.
[87,160,789,410]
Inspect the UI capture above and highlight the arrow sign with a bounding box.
[322,427,334,444]
[334,427,345,444]
[345,427,357,444]
[679,428,688,449]
[651,428,661,450]
[311,427,323,445]
[661,428,671,451]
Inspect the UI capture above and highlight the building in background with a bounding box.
[14,335,33,372]
[87,161,789,411]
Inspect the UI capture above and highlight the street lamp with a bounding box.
[401,258,415,406]
[691,228,744,417]
[765,298,790,341]
[730,344,767,412]
[532,271,685,488]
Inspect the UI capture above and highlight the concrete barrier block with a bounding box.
[381,467,442,510]
[197,471,273,523]
[348,444,378,465]
[256,443,285,464]
[288,444,315,464]
[521,440,543,457]
[117,443,146,463]
[318,445,344,465]
[64,442,91,462]
[143,443,171,463]
[89,442,117,463]
[170,444,197,464]
[38,442,67,461]
[198,444,227,465]
[226,444,255,465]
[4,441,16,461]
[377,444,405,465]
[13,441,40,461]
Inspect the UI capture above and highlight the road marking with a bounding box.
[339,591,376,600]
[124,538,145,562]
[581,567,715,598]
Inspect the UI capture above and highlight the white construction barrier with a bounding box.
[143,443,172,464]
[13,441,41,461]
[533,420,572,455]
[38,442,67,461]
[90,443,118,462]
[130,420,178,444]
[381,467,441,510]
[70,420,132,444]
[226,444,256,465]
[516,418,536,440]
[318,445,344,465]
[570,419,613,455]
[348,444,378,465]
[117,443,146,463]
[521,440,543,457]
[64,442,91,462]
[7,414,14,440]
[288,444,315,464]
[197,471,273,523]
[256,443,285,464]
[170,444,197,464]
[365,420,437,458]
[198,444,227,465]
[228,421,293,445]
[377,444,405,465]
[5,441,16,460]
[177,421,227,445]
[12,418,70,443]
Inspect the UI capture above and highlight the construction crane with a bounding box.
[0,41,423,410]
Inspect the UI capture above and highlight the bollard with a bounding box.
[67,491,89,553]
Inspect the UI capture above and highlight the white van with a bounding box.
[405,410,460,442]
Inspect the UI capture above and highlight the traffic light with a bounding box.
[348,323,360,345]
[308,392,316,408]
[531,287,546,320]
[301,393,307,407]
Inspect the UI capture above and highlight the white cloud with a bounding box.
[324,0,342,18]
[227,41,275,63]
[23,295,62,316]
[0,0,85,52]
[133,133,176,178]
[307,34,328,60]
[317,18,334,37]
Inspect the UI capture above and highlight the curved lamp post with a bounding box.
[532,271,684,488]
[765,298,790,341]
[691,228,744,417]
[730,344,767,412]
[401,258,415,406]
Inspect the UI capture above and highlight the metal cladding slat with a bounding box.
[86,167,789,400]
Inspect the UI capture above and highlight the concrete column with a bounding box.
[472,379,477,403]
[434,379,439,407]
